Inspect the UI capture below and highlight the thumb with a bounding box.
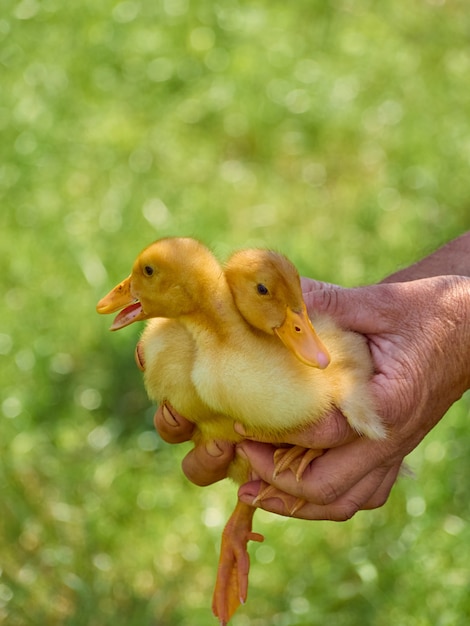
[302,280,398,335]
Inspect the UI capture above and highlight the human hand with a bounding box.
[153,403,236,486]
[237,275,470,521]
[151,275,470,521]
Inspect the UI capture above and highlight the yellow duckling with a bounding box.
[223,247,383,440]
[97,237,384,625]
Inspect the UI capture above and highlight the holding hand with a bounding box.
[154,402,236,486]
[236,276,469,520]
[153,234,470,522]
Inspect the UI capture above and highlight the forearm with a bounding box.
[382,231,470,283]
[382,231,470,392]
[454,277,470,394]
[427,275,470,400]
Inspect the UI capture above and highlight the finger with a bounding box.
[302,283,399,335]
[234,410,356,449]
[237,437,392,506]
[282,410,357,448]
[153,403,195,444]
[135,340,145,371]
[182,440,235,487]
[361,462,402,510]
[296,438,394,505]
[301,277,340,293]
[238,461,399,521]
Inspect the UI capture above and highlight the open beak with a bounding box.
[96,276,148,331]
[274,303,330,369]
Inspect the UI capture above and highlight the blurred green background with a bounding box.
[1,0,470,624]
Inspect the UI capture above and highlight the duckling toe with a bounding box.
[273,445,324,481]
[254,483,306,517]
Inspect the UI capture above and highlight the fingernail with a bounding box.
[206,440,224,458]
[162,403,178,427]
[235,444,248,460]
[238,482,261,505]
[234,422,246,436]
[134,342,145,371]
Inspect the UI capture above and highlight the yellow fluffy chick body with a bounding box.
[134,241,382,444]
[120,234,384,442]
[139,318,248,484]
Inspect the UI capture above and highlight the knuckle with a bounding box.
[303,285,340,317]
[363,476,395,510]
[301,477,339,506]
[332,501,360,522]
[297,412,353,450]
[365,491,390,510]
[321,413,351,443]
[325,494,364,521]
[323,287,339,312]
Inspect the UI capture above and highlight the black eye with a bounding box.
[256,283,269,295]
[143,265,154,276]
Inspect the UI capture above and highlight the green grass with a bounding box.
[1,0,470,624]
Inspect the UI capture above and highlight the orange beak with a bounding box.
[96,276,148,330]
[274,303,330,369]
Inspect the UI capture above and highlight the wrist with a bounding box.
[453,276,470,393]
[429,276,470,401]
[386,276,470,451]
[381,232,470,283]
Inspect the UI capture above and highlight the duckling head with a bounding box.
[225,249,330,369]
[96,237,222,330]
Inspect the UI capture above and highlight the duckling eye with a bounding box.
[256,283,269,295]
[143,265,154,277]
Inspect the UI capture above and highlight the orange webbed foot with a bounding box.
[212,502,263,625]
[273,445,323,481]
[254,483,306,516]
[253,446,324,517]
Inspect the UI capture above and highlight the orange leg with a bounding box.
[212,501,264,626]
